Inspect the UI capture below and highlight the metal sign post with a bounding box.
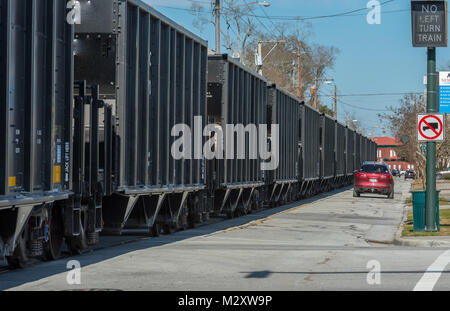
[411,0,447,231]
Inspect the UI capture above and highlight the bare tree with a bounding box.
[191,0,259,63]
[244,30,339,112]
[191,1,339,117]
[379,94,450,187]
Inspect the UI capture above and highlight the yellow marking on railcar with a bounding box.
[53,165,61,183]
[8,176,16,187]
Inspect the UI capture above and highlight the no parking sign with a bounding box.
[417,114,445,142]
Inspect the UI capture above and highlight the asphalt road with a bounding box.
[1,179,450,291]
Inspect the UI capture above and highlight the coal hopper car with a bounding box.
[299,103,321,197]
[74,0,209,237]
[265,84,301,206]
[0,0,74,266]
[206,54,267,218]
[335,121,348,187]
[319,113,336,192]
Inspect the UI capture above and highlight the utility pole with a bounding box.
[334,85,337,120]
[215,0,220,54]
[297,46,302,99]
[313,79,318,109]
[257,42,263,75]
[425,46,437,231]
[255,40,286,76]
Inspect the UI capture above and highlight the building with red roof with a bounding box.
[370,137,414,172]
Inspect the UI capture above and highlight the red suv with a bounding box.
[354,162,394,199]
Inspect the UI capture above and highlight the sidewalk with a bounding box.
[394,179,450,247]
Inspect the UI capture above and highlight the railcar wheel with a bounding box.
[226,210,234,219]
[150,223,161,237]
[163,223,176,235]
[6,230,29,269]
[66,212,88,255]
[44,205,64,260]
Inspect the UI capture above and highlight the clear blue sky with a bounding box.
[145,0,450,137]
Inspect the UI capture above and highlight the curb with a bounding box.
[393,207,450,248]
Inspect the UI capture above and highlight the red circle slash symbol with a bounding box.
[418,115,443,140]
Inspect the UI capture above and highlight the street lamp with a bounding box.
[323,80,338,121]
[214,1,271,53]
[352,120,359,132]
[312,77,334,111]
[256,1,271,7]
[255,39,287,75]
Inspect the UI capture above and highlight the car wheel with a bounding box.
[388,192,394,199]
[353,189,360,197]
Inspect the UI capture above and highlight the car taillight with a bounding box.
[356,173,366,177]
[381,174,392,179]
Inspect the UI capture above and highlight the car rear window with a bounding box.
[361,165,389,174]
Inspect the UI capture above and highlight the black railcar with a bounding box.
[335,121,348,185]
[0,0,73,266]
[299,103,321,196]
[207,54,267,218]
[0,1,379,268]
[74,0,209,237]
[265,84,301,205]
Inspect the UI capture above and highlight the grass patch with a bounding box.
[402,209,450,237]
[405,196,449,206]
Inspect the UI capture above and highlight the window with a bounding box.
[393,165,397,169]
[361,164,389,174]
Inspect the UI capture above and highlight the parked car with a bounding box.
[354,162,395,199]
[392,169,400,177]
[405,170,416,180]
[400,170,406,177]
[437,167,450,180]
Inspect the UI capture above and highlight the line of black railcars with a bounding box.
[0,0,377,268]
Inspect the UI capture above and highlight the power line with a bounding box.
[257,1,282,36]
[242,0,276,39]
[318,90,393,112]
[155,0,398,22]
[318,92,423,97]
[338,99,392,112]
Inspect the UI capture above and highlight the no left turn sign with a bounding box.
[417,114,445,142]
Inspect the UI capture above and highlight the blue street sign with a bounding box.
[439,72,450,113]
